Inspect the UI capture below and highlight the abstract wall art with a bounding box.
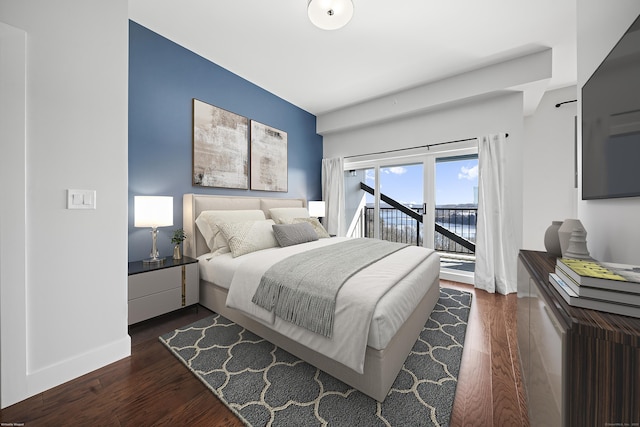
[192,99,248,189]
[250,120,288,192]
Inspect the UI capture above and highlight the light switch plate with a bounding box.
[67,189,96,209]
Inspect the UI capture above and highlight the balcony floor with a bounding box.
[440,254,475,273]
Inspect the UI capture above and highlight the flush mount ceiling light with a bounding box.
[308,0,354,30]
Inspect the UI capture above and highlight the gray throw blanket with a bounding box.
[251,238,407,338]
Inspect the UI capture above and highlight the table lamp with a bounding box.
[134,196,173,265]
[308,201,326,219]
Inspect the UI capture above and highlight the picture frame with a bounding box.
[250,120,288,192]
[192,99,248,189]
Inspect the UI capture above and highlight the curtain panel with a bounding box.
[321,157,345,236]
[474,133,517,294]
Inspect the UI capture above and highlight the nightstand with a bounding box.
[128,256,199,325]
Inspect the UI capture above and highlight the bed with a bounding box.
[183,193,440,402]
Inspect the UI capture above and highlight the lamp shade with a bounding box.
[134,196,173,228]
[308,0,353,30]
[308,201,326,218]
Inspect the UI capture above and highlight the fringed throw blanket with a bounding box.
[251,238,407,338]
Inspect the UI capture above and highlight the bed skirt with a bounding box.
[198,275,440,402]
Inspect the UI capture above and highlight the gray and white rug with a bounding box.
[160,288,472,427]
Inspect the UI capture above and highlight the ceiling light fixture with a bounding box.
[308,0,354,30]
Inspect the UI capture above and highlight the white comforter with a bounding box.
[225,237,438,374]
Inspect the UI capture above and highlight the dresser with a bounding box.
[517,250,640,426]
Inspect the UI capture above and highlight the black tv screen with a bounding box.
[582,13,640,200]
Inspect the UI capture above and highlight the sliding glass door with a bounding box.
[377,162,424,245]
[434,154,479,277]
[344,159,427,246]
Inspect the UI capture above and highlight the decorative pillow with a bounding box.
[292,217,331,238]
[195,210,266,254]
[218,220,279,257]
[268,207,310,224]
[272,222,319,247]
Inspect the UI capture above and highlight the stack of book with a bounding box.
[549,257,640,318]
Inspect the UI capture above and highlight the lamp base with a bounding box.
[143,257,165,266]
[143,227,165,266]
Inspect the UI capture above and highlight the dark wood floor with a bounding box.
[0,281,529,426]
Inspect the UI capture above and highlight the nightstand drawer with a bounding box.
[128,288,183,325]
[128,267,182,299]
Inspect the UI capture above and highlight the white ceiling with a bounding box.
[129,0,578,116]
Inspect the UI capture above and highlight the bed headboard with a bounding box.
[183,193,306,258]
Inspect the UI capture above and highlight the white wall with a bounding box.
[0,0,130,407]
[0,19,28,407]
[522,86,578,251]
[576,1,640,264]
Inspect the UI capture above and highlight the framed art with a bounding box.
[250,120,288,192]
[192,99,248,189]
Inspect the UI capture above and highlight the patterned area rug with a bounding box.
[160,288,472,427]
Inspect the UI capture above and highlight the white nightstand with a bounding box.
[127,256,199,325]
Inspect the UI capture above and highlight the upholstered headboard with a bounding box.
[183,193,306,258]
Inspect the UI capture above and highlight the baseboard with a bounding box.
[20,335,131,405]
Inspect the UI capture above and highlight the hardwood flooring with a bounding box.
[0,281,529,426]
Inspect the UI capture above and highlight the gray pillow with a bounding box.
[272,222,319,247]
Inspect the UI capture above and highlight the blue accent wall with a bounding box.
[128,21,323,262]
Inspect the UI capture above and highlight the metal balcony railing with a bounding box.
[434,208,477,255]
[357,182,476,255]
[363,206,424,246]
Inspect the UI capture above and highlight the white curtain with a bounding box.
[474,133,517,294]
[321,157,345,236]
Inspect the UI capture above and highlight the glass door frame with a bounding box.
[345,155,427,243]
[431,147,479,285]
[344,140,478,250]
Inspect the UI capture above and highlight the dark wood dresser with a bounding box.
[517,250,640,427]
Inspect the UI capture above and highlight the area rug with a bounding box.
[160,288,471,427]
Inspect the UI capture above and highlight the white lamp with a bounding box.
[308,201,326,218]
[135,196,173,265]
[308,0,354,30]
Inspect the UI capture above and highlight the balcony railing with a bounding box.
[362,207,477,254]
[363,206,423,246]
[357,182,476,255]
[434,208,477,255]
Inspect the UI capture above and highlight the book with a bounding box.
[554,265,640,306]
[549,273,640,319]
[556,258,640,294]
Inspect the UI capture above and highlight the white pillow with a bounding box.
[218,220,279,257]
[195,210,266,254]
[269,207,310,224]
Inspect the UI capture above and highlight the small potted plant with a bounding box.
[171,228,187,260]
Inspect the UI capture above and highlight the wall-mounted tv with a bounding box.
[582,13,640,200]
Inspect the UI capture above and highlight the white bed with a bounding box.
[183,193,441,402]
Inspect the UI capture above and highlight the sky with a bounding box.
[365,157,479,207]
